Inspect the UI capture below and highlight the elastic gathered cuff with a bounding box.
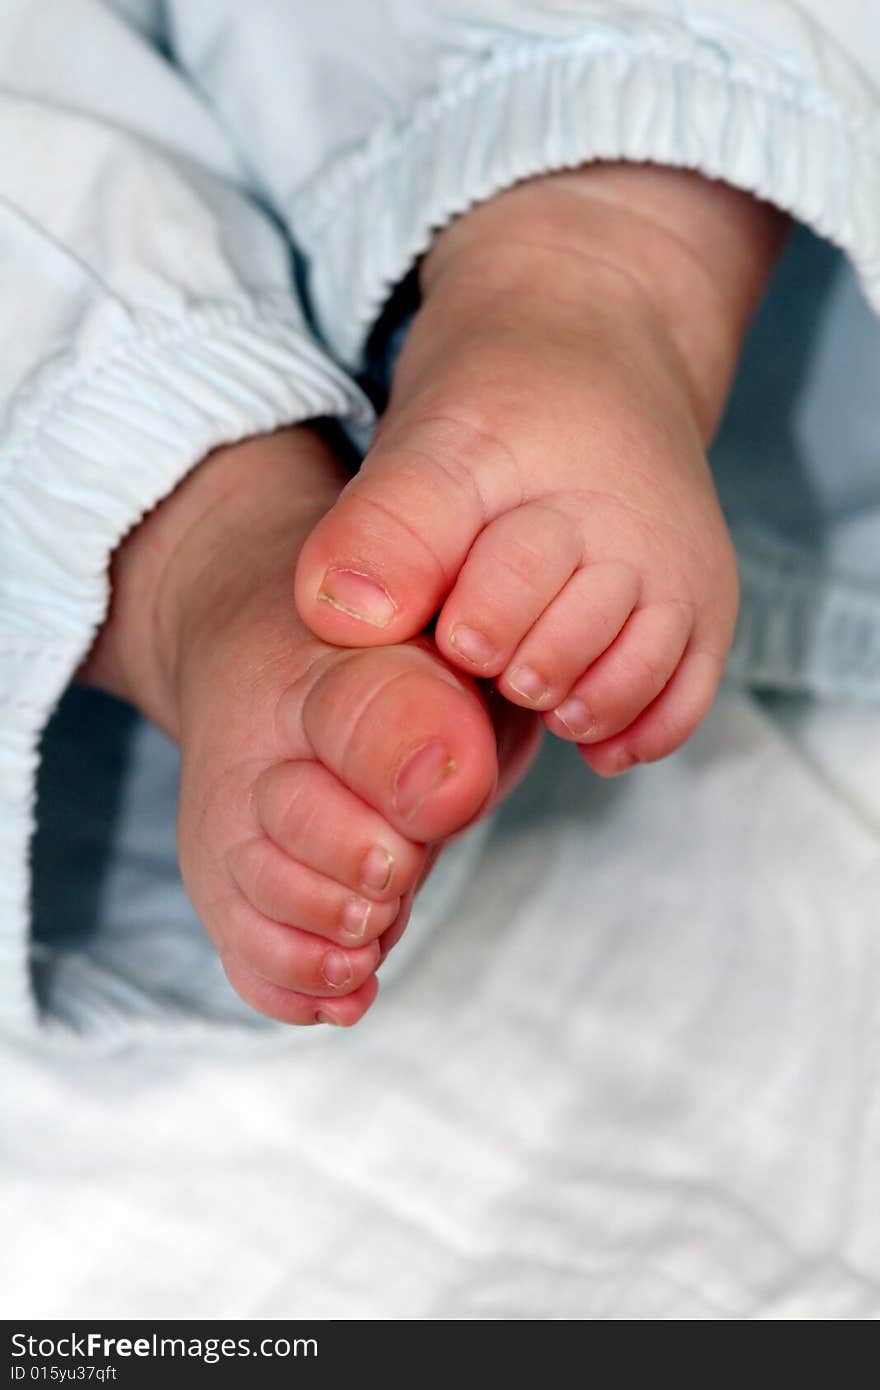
[728,526,880,700]
[0,297,372,1037]
[291,23,880,368]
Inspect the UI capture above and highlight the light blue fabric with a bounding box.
[719,227,880,699]
[2,0,880,1034]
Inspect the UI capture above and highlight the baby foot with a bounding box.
[81,427,535,1025]
[295,166,786,774]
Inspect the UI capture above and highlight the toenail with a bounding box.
[394,741,456,821]
[340,897,371,942]
[317,568,397,627]
[449,625,495,667]
[554,696,595,739]
[507,664,547,702]
[361,845,395,894]
[611,749,638,775]
[316,1009,343,1026]
[322,949,353,989]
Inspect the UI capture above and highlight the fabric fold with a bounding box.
[290,23,880,368]
[0,299,371,1036]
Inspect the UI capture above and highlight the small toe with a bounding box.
[578,644,726,775]
[223,955,380,1026]
[497,560,640,709]
[253,760,425,903]
[223,893,382,998]
[545,600,693,744]
[226,837,400,947]
[435,501,582,676]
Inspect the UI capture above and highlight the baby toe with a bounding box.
[253,760,425,905]
[546,599,693,744]
[226,837,401,947]
[294,415,498,648]
[286,645,498,843]
[436,501,581,676]
[224,893,382,999]
[578,645,726,775]
[223,956,380,1027]
[497,560,640,709]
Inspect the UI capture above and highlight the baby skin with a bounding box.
[296,165,788,774]
[80,427,539,1025]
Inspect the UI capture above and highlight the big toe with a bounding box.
[294,415,509,648]
[282,641,499,843]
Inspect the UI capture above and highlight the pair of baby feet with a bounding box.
[83,164,786,1024]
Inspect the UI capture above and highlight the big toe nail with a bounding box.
[394,741,457,821]
[318,568,397,627]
